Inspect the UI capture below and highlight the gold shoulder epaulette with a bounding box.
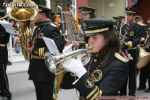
[115,52,129,62]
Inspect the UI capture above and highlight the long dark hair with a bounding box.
[94,29,121,67]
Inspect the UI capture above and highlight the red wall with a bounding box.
[76,0,88,18]
[134,0,150,22]
[77,0,88,9]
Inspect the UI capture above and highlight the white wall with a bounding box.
[88,0,126,18]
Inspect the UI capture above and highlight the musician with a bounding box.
[60,6,97,89]
[118,16,126,32]
[142,33,150,93]
[0,9,11,100]
[24,5,66,100]
[112,16,122,37]
[138,25,150,92]
[63,17,129,99]
[79,6,96,20]
[76,6,97,49]
[120,7,147,96]
[134,15,148,91]
[147,19,150,37]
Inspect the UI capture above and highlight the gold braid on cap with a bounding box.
[85,28,109,34]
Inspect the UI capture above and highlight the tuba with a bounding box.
[6,0,39,60]
[45,49,91,75]
[6,0,38,21]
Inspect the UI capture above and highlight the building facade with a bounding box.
[78,0,150,22]
[133,0,150,22]
[88,0,125,18]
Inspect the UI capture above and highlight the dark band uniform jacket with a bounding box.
[28,20,66,82]
[0,24,10,64]
[121,23,147,49]
[121,7,147,50]
[121,7,147,64]
[73,18,129,99]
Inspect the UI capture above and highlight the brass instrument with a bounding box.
[45,48,91,99]
[6,0,38,21]
[5,0,39,60]
[63,11,84,44]
[44,49,91,75]
[18,21,33,60]
[119,33,150,68]
[136,34,150,69]
[136,46,150,69]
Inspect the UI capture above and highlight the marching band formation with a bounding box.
[0,0,150,100]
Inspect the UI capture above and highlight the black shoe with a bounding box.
[137,87,145,90]
[129,94,135,96]
[118,93,127,96]
[2,96,11,100]
[7,61,12,65]
[145,88,150,93]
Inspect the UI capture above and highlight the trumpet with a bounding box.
[44,49,91,75]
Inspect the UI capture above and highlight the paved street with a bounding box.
[8,71,78,100]
[6,70,150,100]
[5,64,150,100]
[8,72,36,100]
[5,59,78,100]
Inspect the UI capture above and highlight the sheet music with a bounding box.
[43,37,60,56]
[0,20,16,34]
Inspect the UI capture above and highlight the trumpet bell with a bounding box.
[45,52,58,73]
[137,47,150,69]
[44,49,91,74]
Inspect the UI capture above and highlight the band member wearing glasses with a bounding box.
[62,17,129,99]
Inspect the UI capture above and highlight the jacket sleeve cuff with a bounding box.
[74,73,102,99]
